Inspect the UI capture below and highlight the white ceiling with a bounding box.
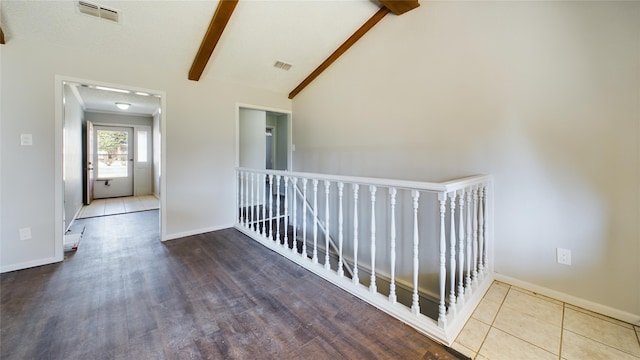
[1,0,386,111]
[73,85,162,116]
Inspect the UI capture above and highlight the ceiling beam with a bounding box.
[288,7,390,99]
[188,0,239,81]
[0,26,5,45]
[289,1,419,99]
[379,0,420,16]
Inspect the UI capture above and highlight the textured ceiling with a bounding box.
[2,0,382,98]
[73,85,161,116]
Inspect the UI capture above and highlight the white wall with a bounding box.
[0,28,290,272]
[239,108,266,169]
[63,84,84,230]
[292,2,640,319]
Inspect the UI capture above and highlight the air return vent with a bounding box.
[273,61,292,71]
[78,1,120,23]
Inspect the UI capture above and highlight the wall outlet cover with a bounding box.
[557,248,571,265]
[19,227,32,241]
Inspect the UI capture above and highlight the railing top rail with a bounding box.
[237,167,490,193]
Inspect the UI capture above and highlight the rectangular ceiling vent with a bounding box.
[274,61,292,71]
[78,1,120,23]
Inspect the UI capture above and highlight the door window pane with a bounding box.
[97,130,128,178]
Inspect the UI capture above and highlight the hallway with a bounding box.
[76,195,159,219]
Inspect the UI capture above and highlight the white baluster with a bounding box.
[337,182,345,277]
[465,188,472,289]
[239,172,245,225]
[471,186,478,286]
[437,192,447,327]
[369,185,377,293]
[449,192,457,314]
[389,188,397,304]
[483,185,489,271]
[324,180,331,270]
[292,177,298,252]
[276,175,281,244]
[244,172,249,228]
[253,172,258,231]
[284,176,289,248]
[478,186,484,274]
[249,173,254,230]
[268,174,274,240]
[262,173,267,238]
[312,179,319,264]
[411,190,420,315]
[472,186,479,285]
[302,178,308,258]
[457,189,466,304]
[352,184,360,285]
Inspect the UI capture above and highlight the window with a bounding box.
[137,130,148,163]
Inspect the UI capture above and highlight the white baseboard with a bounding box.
[495,273,640,326]
[163,223,234,241]
[65,205,84,233]
[0,256,62,274]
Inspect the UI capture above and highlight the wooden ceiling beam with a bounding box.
[288,7,390,99]
[379,0,420,16]
[188,0,239,81]
[288,1,419,99]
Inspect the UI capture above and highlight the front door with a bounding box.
[93,126,134,199]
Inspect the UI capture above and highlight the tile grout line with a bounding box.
[493,286,564,359]
[558,302,565,360]
[475,284,511,359]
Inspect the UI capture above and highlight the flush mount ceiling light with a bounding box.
[115,102,130,110]
[94,85,130,94]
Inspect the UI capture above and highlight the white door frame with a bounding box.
[54,75,168,263]
[92,125,134,199]
[235,103,292,170]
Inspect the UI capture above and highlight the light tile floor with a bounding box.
[77,195,159,219]
[453,281,640,360]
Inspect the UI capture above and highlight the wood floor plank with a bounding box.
[1,210,464,360]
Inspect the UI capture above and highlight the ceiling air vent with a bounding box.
[274,61,293,71]
[78,1,120,23]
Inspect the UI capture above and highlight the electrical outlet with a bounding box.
[557,248,571,265]
[19,227,32,241]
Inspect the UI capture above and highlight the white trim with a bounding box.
[54,76,65,264]
[55,76,168,252]
[495,274,640,326]
[0,256,60,274]
[65,205,84,233]
[85,108,155,118]
[235,103,292,170]
[238,167,491,194]
[163,224,234,241]
[159,97,167,241]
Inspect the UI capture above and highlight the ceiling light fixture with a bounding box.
[115,102,130,110]
[95,85,130,94]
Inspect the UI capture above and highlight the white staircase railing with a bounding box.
[235,168,493,345]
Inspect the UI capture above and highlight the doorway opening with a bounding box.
[237,106,291,171]
[55,76,167,262]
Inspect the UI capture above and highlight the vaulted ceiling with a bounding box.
[1,0,420,110]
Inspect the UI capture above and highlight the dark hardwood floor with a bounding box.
[1,210,463,360]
